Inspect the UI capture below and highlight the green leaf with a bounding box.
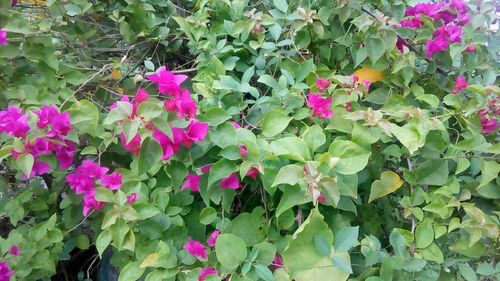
[208,159,237,187]
[271,137,311,162]
[94,186,114,203]
[415,159,449,186]
[273,0,289,13]
[272,165,304,187]
[458,263,478,281]
[477,160,500,188]
[415,222,434,249]
[138,138,163,176]
[199,207,217,225]
[420,243,444,264]
[368,171,404,202]
[331,256,353,274]
[392,124,425,155]
[119,262,145,281]
[200,108,231,126]
[255,264,275,281]
[215,234,247,270]
[334,226,359,252]
[402,258,426,272]
[283,209,350,281]
[96,230,112,257]
[295,59,314,82]
[476,263,495,276]
[68,100,100,136]
[225,211,266,246]
[276,185,310,216]
[303,124,326,151]
[134,203,160,220]
[328,140,371,175]
[314,235,331,256]
[17,154,34,177]
[137,101,163,119]
[365,37,386,64]
[75,234,90,250]
[210,123,237,148]
[389,230,407,257]
[122,119,140,145]
[261,111,292,137]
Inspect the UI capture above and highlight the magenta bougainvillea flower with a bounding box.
[400,17,423,29]
[201,164,212,173]
[466,44,476,53]
[185,119,209,142]
[67,161,121,215]
[164,89,198,119]
[426,36,449,58]
[134,88,149,104]
[307,93,332,119]
[239,145,248,157]
[100,171,122,190]
[198,268,218,281]
[246,167,259,180]
[152,129,175,160]
[183,239,207,259]
[146,66,187,96]
[9,246,20,256]
[272,254,283,269]
[220,173,241,189]
[34,105,72,138]
[0,261,14,281]
[0,29,7,46]
[0,106,30,138]
[207,230,220,247]
[181,174,201,192]
[315,78,330,93]
[451,75,468,93]
[127,193,138,205]
[120,133,142,155]
[433,24,462,43]
[345,102,353,112]
[480,117,498,135]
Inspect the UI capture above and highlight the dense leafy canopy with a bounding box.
[0,0,499,281]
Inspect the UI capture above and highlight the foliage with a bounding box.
[0,0,499,281]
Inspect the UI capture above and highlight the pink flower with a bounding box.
[480,117,498,134]
[272,254,283,269]
[479,108,489,116]
[134,88,149,104]
[0,106,30,138]
[12,0,17,6]
[361,80,372,91]
[352,75,359,85]
[207,230,220,247]
[181,174,201,192]
[0,29,7,46]
[127,193,138,205]
[400,17,423,29]
[451,75,468,93]
[317,194,326,203]
[239,145,248,157]
[345,102,352,112]
[396,39,405,52]
[201,164,212,173]
[0,261,14,281]
[307,93,332,119]
[186,119,208,142]
[198,268,218,281]
[34,105,72,137]
[434,24,462,43]
[55,141,76,169]
[183,239,207,259]
[164,89,198,119]
[9,246,19,256]
[315,78,330,93]
[246,167,259,180]
[120,133,142,156]
[426,36,448,58]
[32,138,50,156]
[152,129,175,160]
[220,173,241,189]
[466,44,476,53]
[146,66,188,96]
[82,191,104,216]
[100,171,122,190]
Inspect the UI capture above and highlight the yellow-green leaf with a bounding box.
[368,171,404,202]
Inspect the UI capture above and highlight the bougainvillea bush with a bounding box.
[0,0,499,280]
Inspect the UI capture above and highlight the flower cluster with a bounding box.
[0,105,76,178]
[400,0,470,58]
[307,92,332,119]
[479,97,499,135]
[0,261,13,281]
[66,161,123,215]
[451,75,468,94]
[183,230,220,281]
[115,67,209,162]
